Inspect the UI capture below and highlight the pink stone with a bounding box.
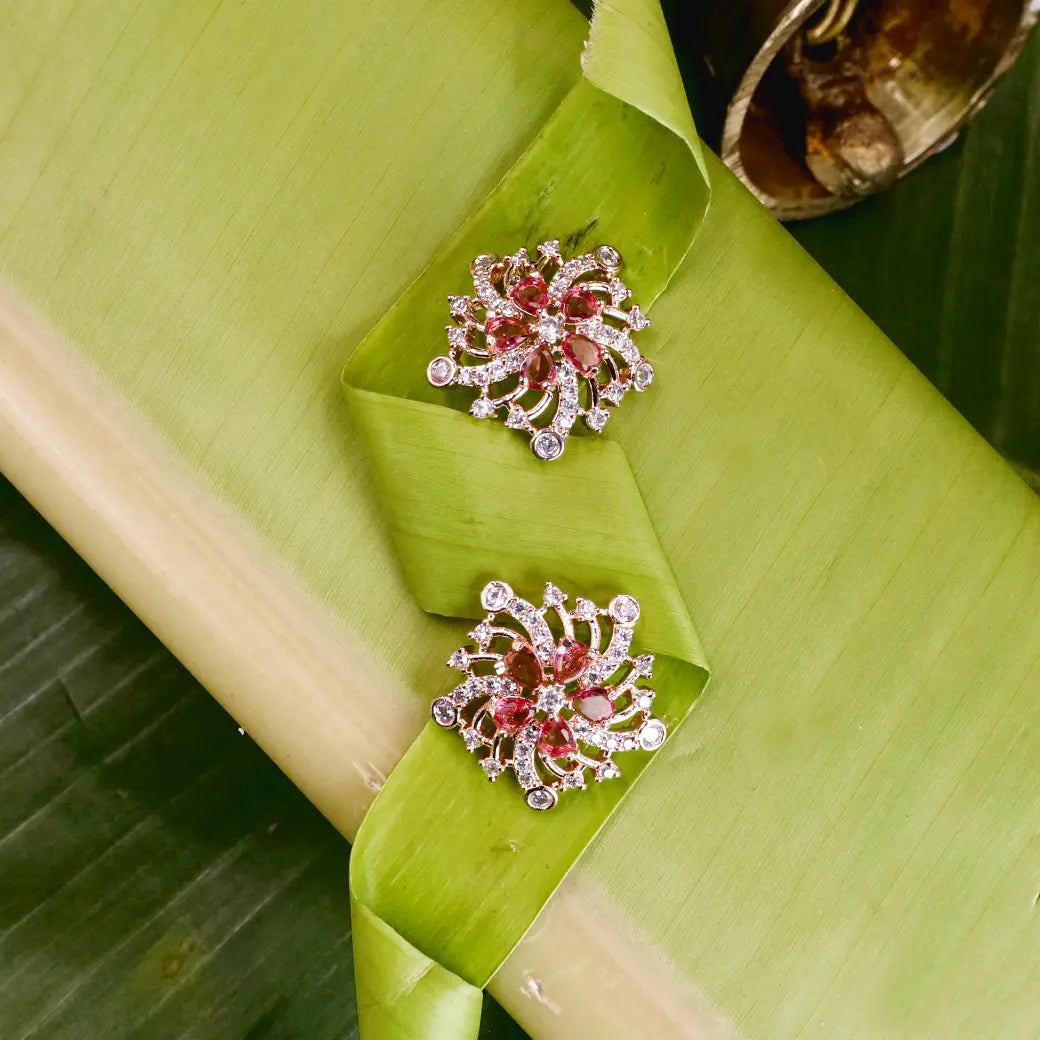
[522,345,556,389]
[491,695,536,734]
[485,316,532,354]
[552,638,588,682]
[561,288,599,322]
[562,333,602,376]
[537,719,577,758]
[572,687,615,722]
[510,275,549,315]
[503,646,543,688]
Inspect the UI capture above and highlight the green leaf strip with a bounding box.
[342,2,711,1035]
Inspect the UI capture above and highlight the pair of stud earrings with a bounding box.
[424,241,666,809]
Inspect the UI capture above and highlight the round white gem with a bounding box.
[537,686,565,714]
[609,594,640,625]
[573,598,597,621]
[639,719,667,750]
[633,361,655,391]
[427,355,456,387]
[531,430,564,461]
[526,786,558,811]
[431,697,456,727]
[481,580,514,612]
[585,408,609,432]
[537,314,564,344]
[595,244,622,268]
[470,397,494,419]
[562,771,584,789]
[447,648,469,670]
[597,761,620,780]
[462,729,482,750]
[482,757,504,780]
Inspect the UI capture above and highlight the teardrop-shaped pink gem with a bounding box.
[491,696,536,734]
[561,287,599,322]
[485,316,532,355]
[503,646,543,688]
[537,719,577,758]
[552,638,588,682]
[572,687,615,722]
[522,344,556,389]
[562,333,602,376]
[510,275,549,315]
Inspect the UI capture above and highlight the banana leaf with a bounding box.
[0,1,1038,1037]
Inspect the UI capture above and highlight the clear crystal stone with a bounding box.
[447,294,469,318]
[543,583,565,607]
[431,697,456,727]
[481,580,513,612]
[505,405,528,430]
[562,771,585,789]
[531,429,564,461]
[609,278,630,303]
[536,314,564,344]
[573,598,597,620]
[609,594,640,625]
[637,693,654,709]
[470,397,494,418]
[597,761,620,781]
[448,649,470,670]
[601,383,625,405]
[427,355,456,386]
[471,621,493,643]
[633,653,654,676]
[585,408,609,432]
[481,757,504,780]
[633,361,654,391]
[537,239,561,261]
[526,786,557,811]
[462,729,482,750]
[628,305,650,331]
[639,718,667,750]
[594,244,621,268]
[537,686,565,714]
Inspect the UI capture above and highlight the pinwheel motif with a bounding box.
[431,581,666,810]
[426,241,654,460]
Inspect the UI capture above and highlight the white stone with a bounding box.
[462,729,482,751]
[537,686,565,715]
[526,786,557,811]
[639,718,667,750]
[471,621,493,643]
[573,598,598,621]
[597,760,621,781]
[633,361,655,391]
[470,397,494,418]
[431,698,456,727]
[481,757,504,780]
[543,583,566,607]
[562,771,585,790]
[536,314,564,344]
[447,649,470,670]
[531,429,564,461]
[595,244,622,268]
[601,382,625,405]
[585,408,609,432]
[628,305,650,332]
[505,406,529,430]
[633,653,654,677]
[427,355,456,386]
[481,580,514,612]
[609,594,641,625]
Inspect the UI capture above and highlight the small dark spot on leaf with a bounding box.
[564,217,599,252]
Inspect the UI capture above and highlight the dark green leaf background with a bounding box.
[1,21,1037,1040]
